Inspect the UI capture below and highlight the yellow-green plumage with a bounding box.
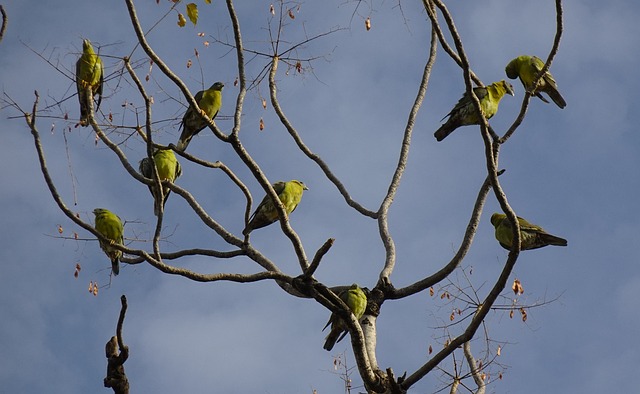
[242,180,308,236]
[75,39,104,127]
[434,80,514,141]
[323,284,367,351]
[505,55,566,109]
[490,213,567,251]
[139,149,182,216]
[177,81,224,151]
[93,208,124,275]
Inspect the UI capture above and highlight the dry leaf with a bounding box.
[365,17,371,31]
[177,13,186,27]
[520,307,528,322]
[288,8,295,19]
[512,278,524,295]
[261,98,267,109]
[270,4,275,15]
[429,287,434,296]
[497,345,501,356]
[234,77,238,86]
[187,59,192,68]
[259,118,265,131]
[428,345,432,354]
[198,32,205,37]
[57,225,63,234]
[296,61,302,73]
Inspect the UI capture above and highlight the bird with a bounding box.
[490,213,567,251]
[75,39,104,126]
[93,208,124,275]
[323,284,367,351]
[505,55,566,109]
[434,80,514,142]
[139,149,182,216]
[176,81,224,151]
[242,180,308,236]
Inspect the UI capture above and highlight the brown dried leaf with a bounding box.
[429,287,434,297]
[497,345,501,356]
[261,98,267,109]
[269,4,275,15]
[57,225,63,234]
[365,17,371,31]
[512,278,524,295]
[509,309,514,319]
[234,77,238,86]
[520,307,528,322]
[288,8,295,19]
[177,13,186,27]
[296,61,302,73]
[428,345,432,354]
[187,59,193,69]
[259,118,265,131]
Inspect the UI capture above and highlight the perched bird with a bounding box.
[434,80,514,142]
[139,149,182,216]
[242,180,308,236]
[323,284,367,351]
[177,81,224,151]
[505,55,566,109]
[93,208,124,275]
[75,39,104,126]
[490,213,567,251]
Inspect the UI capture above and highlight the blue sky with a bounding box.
[1,0,639,392]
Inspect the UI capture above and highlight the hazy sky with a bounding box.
[1,1,639,393]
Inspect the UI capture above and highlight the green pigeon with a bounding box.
[323,284,367,351]
[93,208,124,275]
[505,55,566,109]
[242,180,308,236]
[434,80,514,142]
[139,149,182,216]
[490,213,567,251]
[176,82,224,151]
[75,39,104,126]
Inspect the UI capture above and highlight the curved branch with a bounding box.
[423,0,482,87]
[388,173,495,299]
[0,5,7,44]
[267,56,377,218]
[377,22,438,286]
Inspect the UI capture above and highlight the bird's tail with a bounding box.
[323,330,341,351]
[434,123,454,142]
[542,233,568,247]
[546,87,567,109]
[111,258,120,276]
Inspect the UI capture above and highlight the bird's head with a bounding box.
[500,80,515,96]
[291,180,308,191]
[82,39,94,53]
[93,208,107,216]
[490,213,506,227]
[504,57,520,79]
[210,81,225,91]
